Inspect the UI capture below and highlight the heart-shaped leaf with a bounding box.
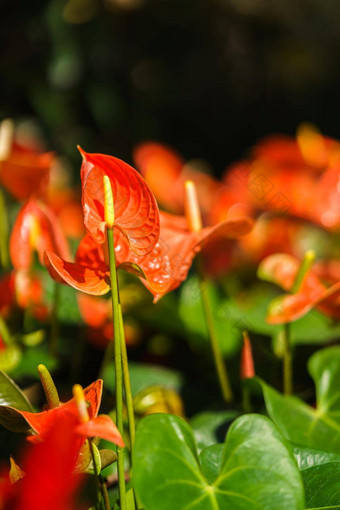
[133,413,304,510]
[260,345,340,455]
[190,410,239,450]
[294,445,340,509]
[0,371,33,432]
[199,444,223,483]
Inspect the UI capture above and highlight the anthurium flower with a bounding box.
[79,148,160,256]
[10,198,70,270]
[258,253,340,323]
[0,119,52,201]
[46,209,253,302]
[133,141,220,218]
[3,373,123,447]
[0,415,84,510]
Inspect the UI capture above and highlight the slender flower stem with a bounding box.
[106,226,126,510]
[281,250,314,395]
[118,304,136,453]
[282,323,292,395]
[100,475,111,510]
[89,440,104,510]
[197,258,233,403]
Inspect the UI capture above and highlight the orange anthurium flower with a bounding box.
[4,377,124,447]
[46,211,253,302]
[133,142,185,212]
[10,198,70,270]
[239,126,340,228]
[0,118,52,201]
[0,416,84,510]
[79,148,160,256]
[14,379,103,441]
[258,253,340,323]
[134,141,220,218]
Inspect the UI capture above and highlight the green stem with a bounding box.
[197,259,233,403]
[49,282,60,359]
[118,304,135,454]
[0,188,9,269]
[100,475,111,510]
[89,440,103,510]
[106,226,126,510]
[283,323,293,395]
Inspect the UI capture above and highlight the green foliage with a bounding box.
[133,413,304,510]
[0,371,33,432]
[260,346,340,454]
[294,445,340,509]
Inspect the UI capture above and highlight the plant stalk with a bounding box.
[197,259,233,403]
[106,226,126,510]
[118,304,136,453]
[282,323,293,395]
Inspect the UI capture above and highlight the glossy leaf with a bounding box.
[190,410,239,450]
[133,413,304,510]
[260,346,340,455]
[80,149,160,255]
[199,444,224,484]
[294,445,340,509]
[0,371,33,432]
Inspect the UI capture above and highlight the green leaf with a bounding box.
[294,445,340,509]
[199,444,223,483]
[0,371,33,432]
[259,345,340,455]
[99,449,117,469]
[133,413,304,510]
[103,361,183,396]
[190,410,239,450]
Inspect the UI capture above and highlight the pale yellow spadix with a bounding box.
[73,384,89,423]
[184,180,202,232]
[0,118,14,162]
[37,364,60,409]
[291,249,316,294]
[103,175,115,228]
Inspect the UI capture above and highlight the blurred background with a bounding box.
[2,0,340,175]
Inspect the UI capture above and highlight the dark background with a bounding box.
[1,0,340,175]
